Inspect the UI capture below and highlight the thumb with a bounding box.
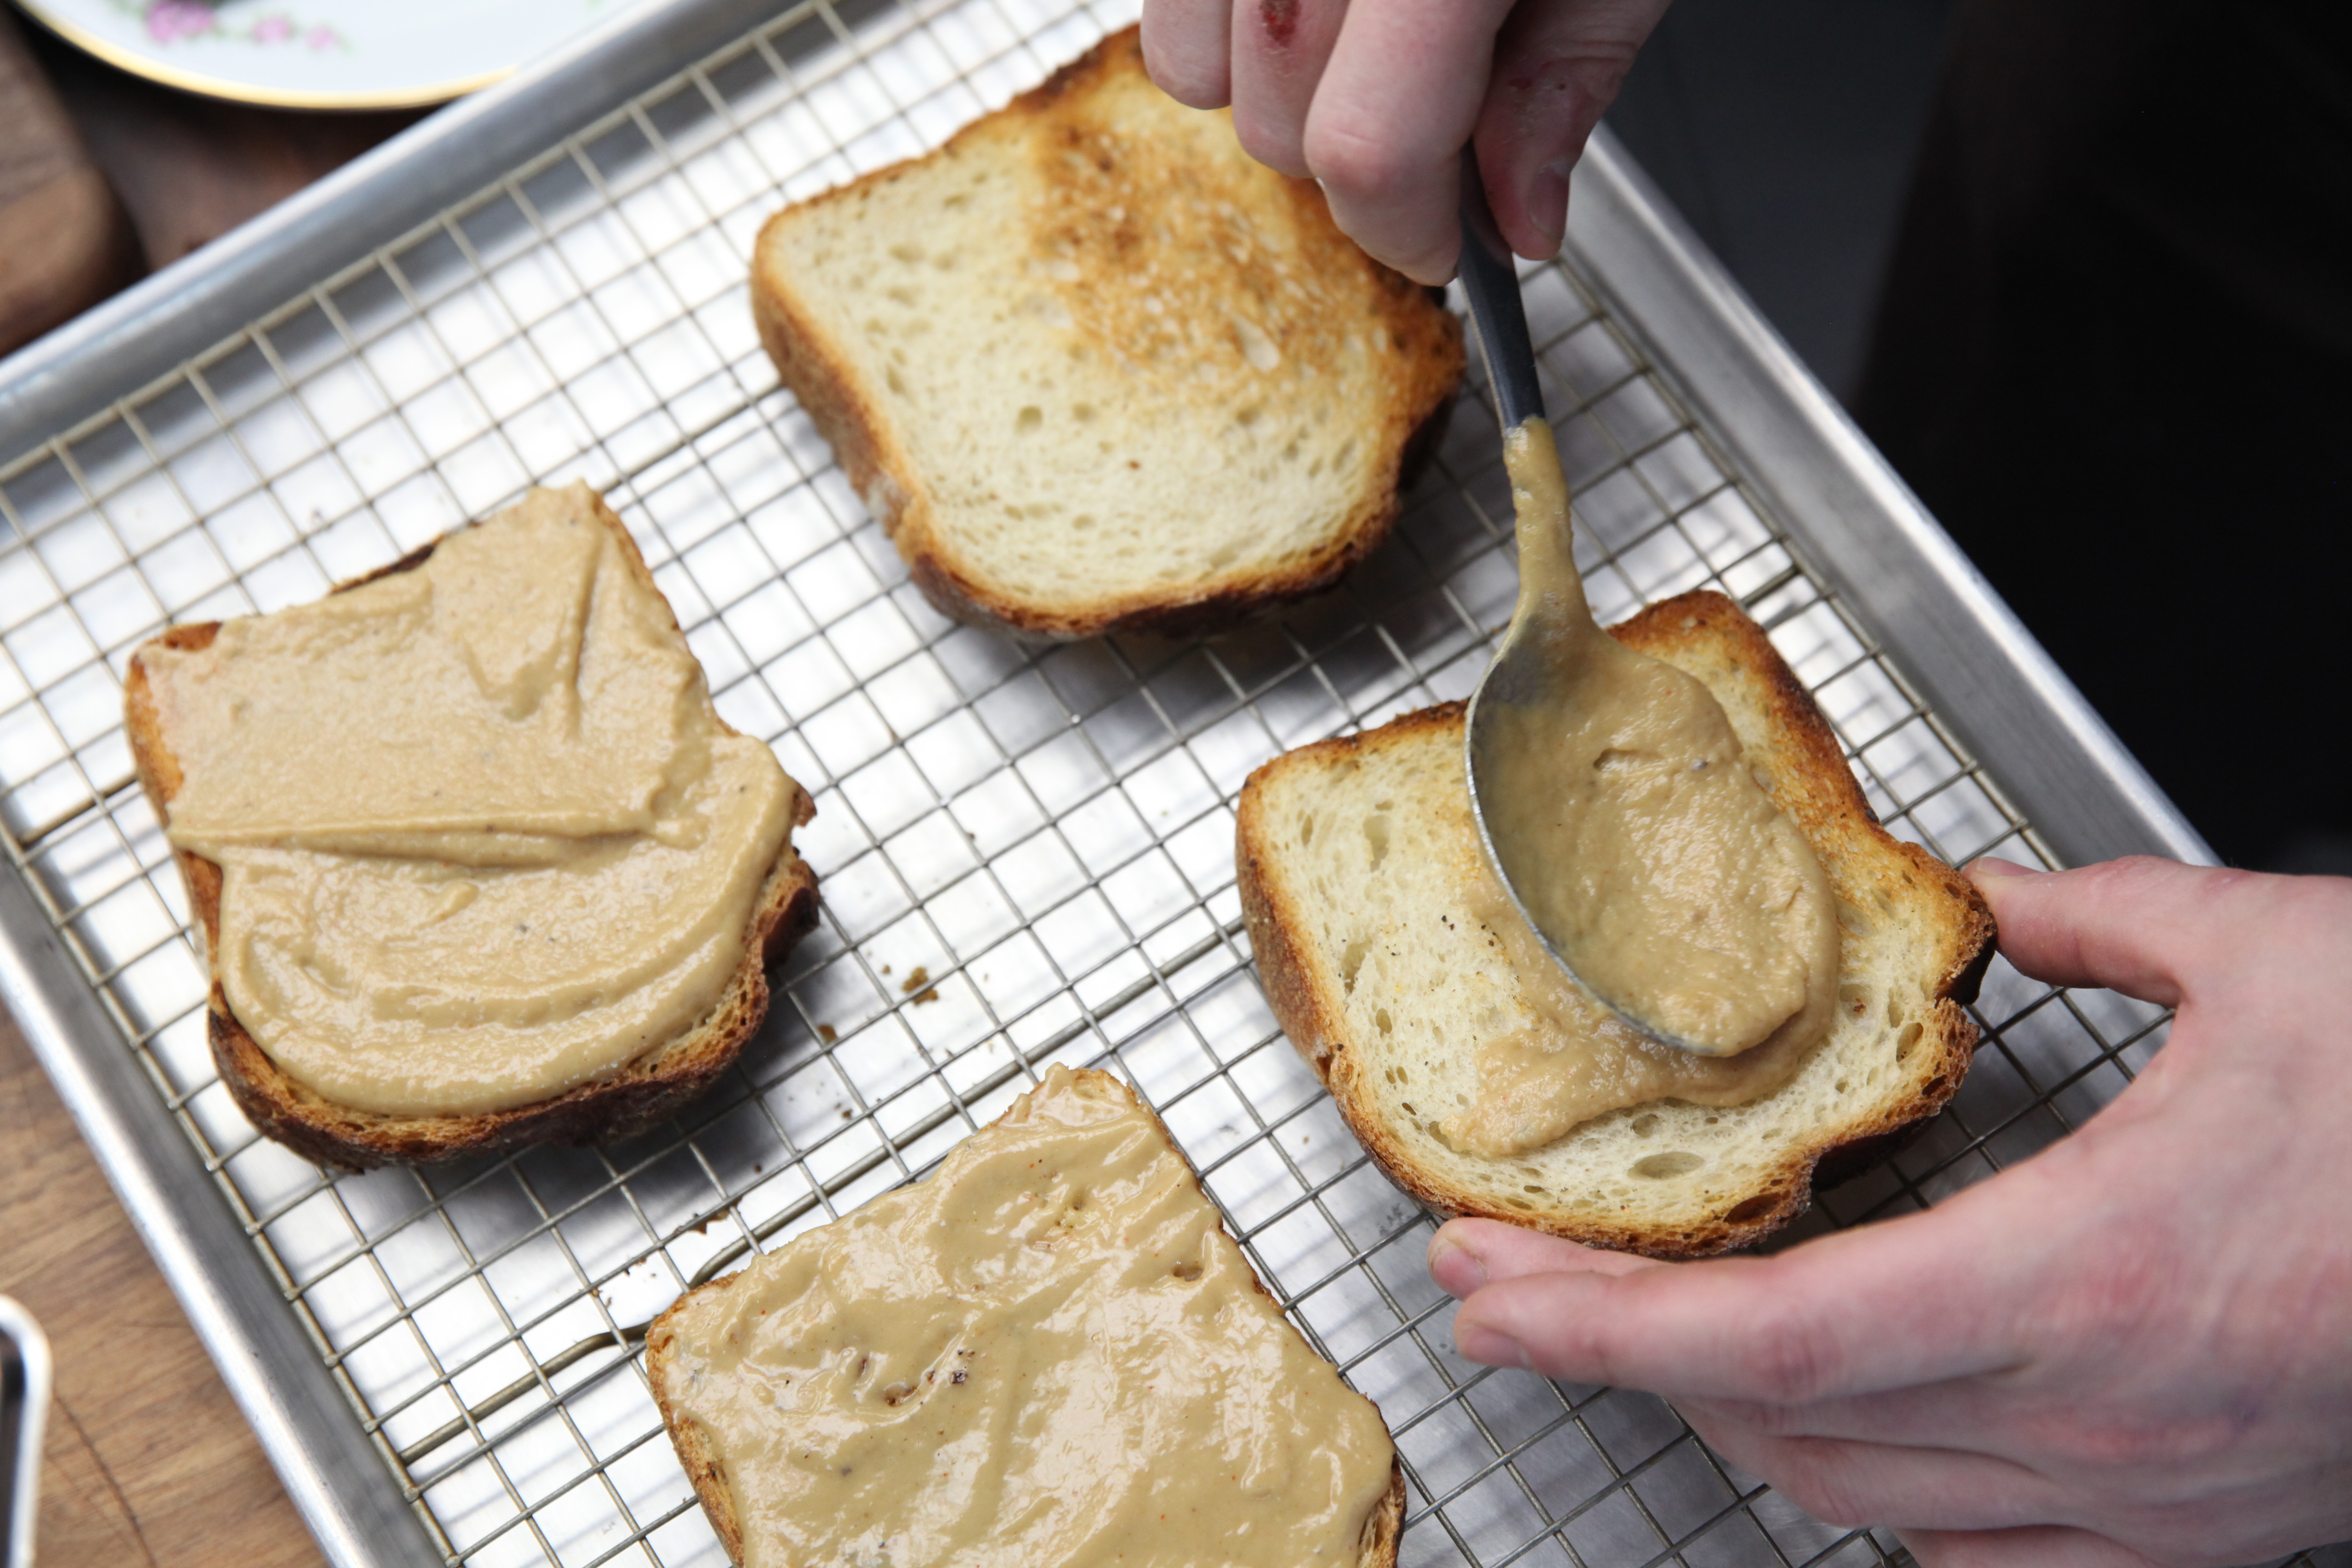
[1966,854,2260,1007]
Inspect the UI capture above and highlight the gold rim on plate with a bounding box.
[10,0,510,109]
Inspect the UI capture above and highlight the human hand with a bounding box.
[1138,0,1674,283]
[1427,856,2352,1566]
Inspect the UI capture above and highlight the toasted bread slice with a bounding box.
[1237,591,1996,1257]
[647,1065,1404,1568]
[750,26,1464,641]
[123,490,820,1169]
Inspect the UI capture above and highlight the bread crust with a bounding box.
[643,1068,1406,1567]
[749,26,1465,642]
[1236,591,1996,1258]
[122,491,822,1169]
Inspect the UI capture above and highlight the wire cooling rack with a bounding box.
[0,0,2216,1564]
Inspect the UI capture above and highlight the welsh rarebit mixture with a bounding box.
[133,484,798,1119]
[649,1066,1400,1568]
[1473,419,1839,1068]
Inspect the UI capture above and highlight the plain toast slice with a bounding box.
[1237,592,1994,1257]
[750,26,1464,640]
[123,488,821,1169]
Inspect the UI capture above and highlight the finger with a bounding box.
[1450,1203,2027,1401]
[1679,1411,2068,1534]
[1301,0,1517,282]
[1674,1377,2032,1458]
[1973,854,2352,1023]
[1899,1525,2169,1568]
[1472,0,1673,258]
[1965,856,2223,1006]
[1227,0,1348,178]
[1429,1217,1662,1298]
[1141,0,1237,107]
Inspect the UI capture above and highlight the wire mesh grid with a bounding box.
[0,0,2207,1564]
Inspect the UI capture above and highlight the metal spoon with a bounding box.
[1455,155,1712,1058]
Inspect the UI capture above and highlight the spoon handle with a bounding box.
[1456,147,1546,432]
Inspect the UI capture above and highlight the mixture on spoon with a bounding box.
[1472,420,1839,1063]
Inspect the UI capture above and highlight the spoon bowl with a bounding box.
[1454,158,1720,1059]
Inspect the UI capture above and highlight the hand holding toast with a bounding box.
[1140,0,1673,281]
[1430,856,2352,1566]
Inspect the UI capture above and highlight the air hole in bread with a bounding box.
[1835,1078,1851,1094]
[886,366,909,396]
[1073,403,1096,422]
[1722,1194,1779,1224]
[1894,1020,1924,1060]
[1171,1261,1202,1281]
[1630,1112,1660,1137]
[1073,514,1097,532]
[1631,1151,1704,1180]
[1374,1007,1393,1036]
[1016,405,1043,433]
[1837,900,1875,938]
[1340,937,1369,993]
[1297,814,1315,846]
[1363,814,1390,868]
[1209,541,1240,568]
[1839,984,1871,1018]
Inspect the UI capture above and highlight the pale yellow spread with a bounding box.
[139,485,795,1118]
[1453,420,1837,1143]
[656,1067,1395,1568]
[1442,842,1821,1157]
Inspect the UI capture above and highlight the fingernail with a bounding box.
[1525,159,1570,255]
[1427,1233,1489,1297]
[1453,1318,1533,1370]
[1967,855,2041,880]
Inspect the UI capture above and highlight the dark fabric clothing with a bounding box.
[1856,0,2352,869]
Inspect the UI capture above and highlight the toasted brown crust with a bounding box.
[122,490,822,1170]
[749,26,1465,642]
[644,1068,1406,1567]
[1236,591,1997,1258]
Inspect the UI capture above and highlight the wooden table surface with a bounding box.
[3,18,433,1565]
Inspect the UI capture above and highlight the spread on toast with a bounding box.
[1474,420,1837,1073]
[135,484,794,1119]
[650,1066,1396,1568]
[1237,593,1994,1257]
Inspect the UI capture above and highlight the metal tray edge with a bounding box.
[1568,126,2213,870]
[0,861,441,1568]
[0,0,799,472]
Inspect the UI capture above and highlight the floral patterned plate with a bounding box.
[13,0,622,107]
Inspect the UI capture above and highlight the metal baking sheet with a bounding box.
[0,1,2234,1565]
